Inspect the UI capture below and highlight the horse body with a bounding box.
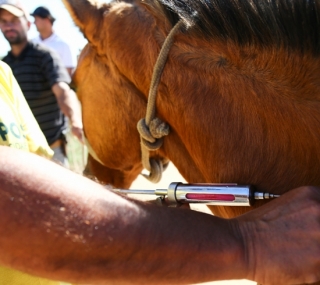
[65,0,320,219]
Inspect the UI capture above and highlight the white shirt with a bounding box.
[33,33,76,69]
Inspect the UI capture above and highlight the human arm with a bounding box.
[40,49,83,142]
[52,82,83,142]
[0,146,245,284]
[0,146,320,285]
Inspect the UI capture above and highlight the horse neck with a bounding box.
[108,5,320,189]
[155,38,320,189]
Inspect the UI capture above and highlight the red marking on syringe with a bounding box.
[185,194,235,201]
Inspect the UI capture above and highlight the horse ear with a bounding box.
[62,0,110,44]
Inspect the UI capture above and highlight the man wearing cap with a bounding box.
[31,6,75,76]
[0,0,83,168]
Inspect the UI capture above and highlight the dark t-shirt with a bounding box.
[2,42,70,145]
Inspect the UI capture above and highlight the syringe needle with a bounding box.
[113,189,156,195]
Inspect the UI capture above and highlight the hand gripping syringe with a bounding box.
[113,182,280,206]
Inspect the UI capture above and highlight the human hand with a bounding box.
[236,186,320,285]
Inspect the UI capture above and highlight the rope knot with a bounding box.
[150,117,170,138]
[137,118,169,151]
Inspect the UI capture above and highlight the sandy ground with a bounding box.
[130,163,256,285]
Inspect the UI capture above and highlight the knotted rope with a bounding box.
[137,20,184,183]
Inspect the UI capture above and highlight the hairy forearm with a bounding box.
[0,146,247,284]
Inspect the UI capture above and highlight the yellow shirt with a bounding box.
[0,61,53,157]
[0,61,69,285]
[0,269,71,285]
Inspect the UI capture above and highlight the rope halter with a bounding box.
[137,20,184,183]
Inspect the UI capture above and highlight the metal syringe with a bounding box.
[113,182,280,206]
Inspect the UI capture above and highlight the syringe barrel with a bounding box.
[168,182,255,206]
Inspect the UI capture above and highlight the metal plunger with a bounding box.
[113,182,280,206]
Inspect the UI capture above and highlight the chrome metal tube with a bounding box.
[169,182,255,206]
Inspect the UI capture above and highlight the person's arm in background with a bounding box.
[52,81,83,142]
[0,146,319,285]
[41,49,83,142]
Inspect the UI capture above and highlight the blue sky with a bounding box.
[0,0,88,58]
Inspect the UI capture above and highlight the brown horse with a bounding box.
[63,0,320,221]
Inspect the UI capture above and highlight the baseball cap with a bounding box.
[0,0,29,18]
[31,6,55,22]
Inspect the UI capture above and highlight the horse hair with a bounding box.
[143,0,320,55]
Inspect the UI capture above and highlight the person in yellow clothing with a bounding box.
[0,61,53,158]
[0,60,69,285]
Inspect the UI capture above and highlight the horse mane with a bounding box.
[143,0,320,55]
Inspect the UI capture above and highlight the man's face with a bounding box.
[0,9,30,45]
[33,16,48,32]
